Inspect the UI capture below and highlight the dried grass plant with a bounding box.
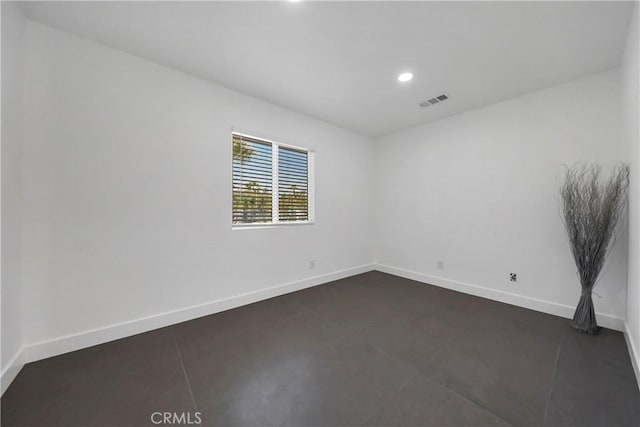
[560,163,629,334]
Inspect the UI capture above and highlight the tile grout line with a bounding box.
[170,327,199,412]
[359,370,420,426]
[323,297,515,425]
[366,341,422,375]
[439,380,516,427]
[410,329,515,425]
[543,341,562,425]
[408,338,516,426]
[398,316,515,426]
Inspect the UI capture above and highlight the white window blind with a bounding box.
[232,133,312,225]
[278,146,308,222]
[232,135,273,223]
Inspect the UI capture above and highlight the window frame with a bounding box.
[231,131,315,229]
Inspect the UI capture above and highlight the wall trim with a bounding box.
[374,264,625,331]
[10,263,631,393]
[624,322,640,387]
[1,347,25,396]
[23,264,376,364]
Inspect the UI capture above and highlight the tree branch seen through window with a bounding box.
[232,133,311,225]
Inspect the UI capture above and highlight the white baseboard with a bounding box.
[623,322,640,387]
[374,264,625,331]
[1,347,25,396]
[8,263,630,395]
[23,264,376,365]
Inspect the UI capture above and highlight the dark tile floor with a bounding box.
[2,271,639,426]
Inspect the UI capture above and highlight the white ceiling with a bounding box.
[20,1,634,137]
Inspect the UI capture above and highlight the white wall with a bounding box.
[622,3,640,380]
[19,21,374,355]
[374,70,628,328]
[1,1,25,393]
[5,7,637,391]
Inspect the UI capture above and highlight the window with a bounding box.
[232,133,313,226]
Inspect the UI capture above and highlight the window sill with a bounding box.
[232,221,315,230]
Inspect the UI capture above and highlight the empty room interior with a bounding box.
[1,1,640,426]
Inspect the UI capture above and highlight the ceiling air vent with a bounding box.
[420,93,449,108]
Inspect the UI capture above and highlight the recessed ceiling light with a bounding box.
[398,72,413,83]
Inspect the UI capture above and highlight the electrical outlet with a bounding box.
[437,260,444,270]
[309,259,316,269]
[509,273,517,282]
